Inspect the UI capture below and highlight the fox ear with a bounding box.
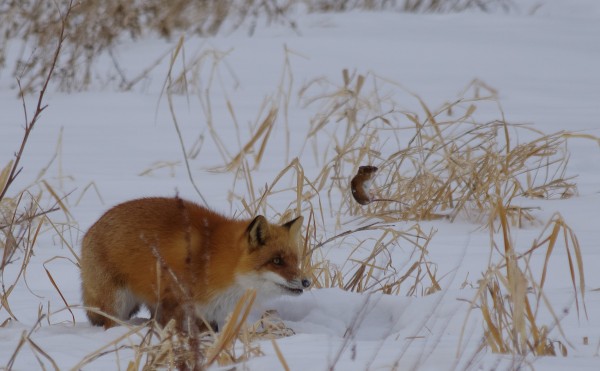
[282,215,303,240]
[247,215,269,249]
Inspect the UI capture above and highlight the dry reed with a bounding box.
[458,198,583,359]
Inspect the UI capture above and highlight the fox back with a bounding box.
[80,197,309,330]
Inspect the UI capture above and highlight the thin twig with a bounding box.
[0,0,75,202]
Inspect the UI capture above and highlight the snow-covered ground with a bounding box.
[1,1,600,369]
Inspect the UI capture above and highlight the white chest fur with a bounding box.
[195,271,286,327]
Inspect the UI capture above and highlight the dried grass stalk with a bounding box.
[460,198,582,358]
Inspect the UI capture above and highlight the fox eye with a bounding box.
[272,257,283,265]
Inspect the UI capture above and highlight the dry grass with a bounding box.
[0,0,515,94]
[151,36,595,363]
[295,72,578,225]
[0,1,595,369]
[199,66,594,366]
[1,194,44,322]
[72,291,303,369]
[1,0,298,93]
[305,222,441,297]
[125,290,260,370]
[458,199,584,359]
[3,64,594,369]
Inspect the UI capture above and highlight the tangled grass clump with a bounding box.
[294,72,576,224]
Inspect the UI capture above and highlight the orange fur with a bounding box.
[80,197,308,331]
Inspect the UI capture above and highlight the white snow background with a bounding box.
[1,0,600,369]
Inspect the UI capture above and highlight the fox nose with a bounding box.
[301,278,311,288]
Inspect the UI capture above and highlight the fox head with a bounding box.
[236,215,311,297]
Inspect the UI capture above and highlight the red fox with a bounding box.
[80,197,310,331]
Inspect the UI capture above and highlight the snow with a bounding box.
[1,1,600,369]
